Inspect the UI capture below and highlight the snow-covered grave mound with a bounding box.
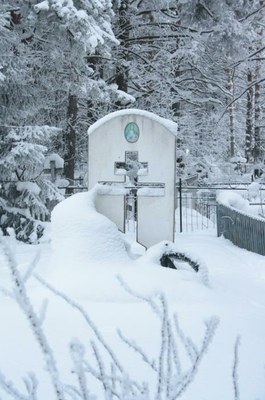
[47,186,207,300]
[51,186,130,266]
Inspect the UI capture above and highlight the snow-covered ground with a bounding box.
[0,190,265,399]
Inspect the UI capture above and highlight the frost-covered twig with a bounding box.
[117,279,219,400]
[69,339,90,400]
[22,251,40,283]
[110,364,116,399]
[232,336,241,400]
[117,329,157,371]
[23,373,38,400]
[90,340,113,400]
[38,298,48,326]
[0,234,65,400]
[83,357,145,400]
[171,317,219,400]
[0,286,13,299]
[156,294,168,400]
[62,385,82,400]
[117,276,162,318]
[174,315,199,364]
[37,274,218,399]
[35,274,124,373]
[83,360,121,399]
[0,370,28,400]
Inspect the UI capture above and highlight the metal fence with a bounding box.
[51,178,265,255]
[175,187,217,233]
[216,203,265,256]
[175,179,265,234]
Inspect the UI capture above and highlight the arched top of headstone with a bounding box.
[87,109,178,137]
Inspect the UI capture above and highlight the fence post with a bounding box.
[179,178,183,233]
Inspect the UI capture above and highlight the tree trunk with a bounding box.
[64,93,77,194]
[245,69,254,162]
[253,73,261,162]
[227,68,235,158]
[115,0,130,94]
[253,0,264,162]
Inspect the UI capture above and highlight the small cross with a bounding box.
[115,151,148,185]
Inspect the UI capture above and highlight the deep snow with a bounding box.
[0,188,265,399]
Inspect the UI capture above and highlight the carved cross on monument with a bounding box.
[115,151,148,185]
[99,151,165,238]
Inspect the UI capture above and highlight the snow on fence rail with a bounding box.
[216,200,265,256]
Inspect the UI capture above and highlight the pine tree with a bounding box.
[0,125,63,242]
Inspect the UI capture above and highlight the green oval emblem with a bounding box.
[124,122,140,143]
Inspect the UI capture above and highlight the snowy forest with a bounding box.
[1,0,265,241]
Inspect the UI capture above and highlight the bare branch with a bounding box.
[218,78,265,122]
[199,1,215,19]
[239,4,265,22]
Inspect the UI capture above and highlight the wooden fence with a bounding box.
[216,203,265,256]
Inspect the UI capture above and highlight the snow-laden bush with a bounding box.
[0,126,63,243]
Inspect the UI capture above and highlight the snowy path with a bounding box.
[0,229,265,399]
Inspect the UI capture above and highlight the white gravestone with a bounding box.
[88,109,177,248]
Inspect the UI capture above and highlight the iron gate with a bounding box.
[176,180,217,233]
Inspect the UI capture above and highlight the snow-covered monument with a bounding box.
[88,109,178,248]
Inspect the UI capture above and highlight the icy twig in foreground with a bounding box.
[0,233,65,400]
[232,336,241,400]
[34,274,149,400]
[118,276,219,400]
